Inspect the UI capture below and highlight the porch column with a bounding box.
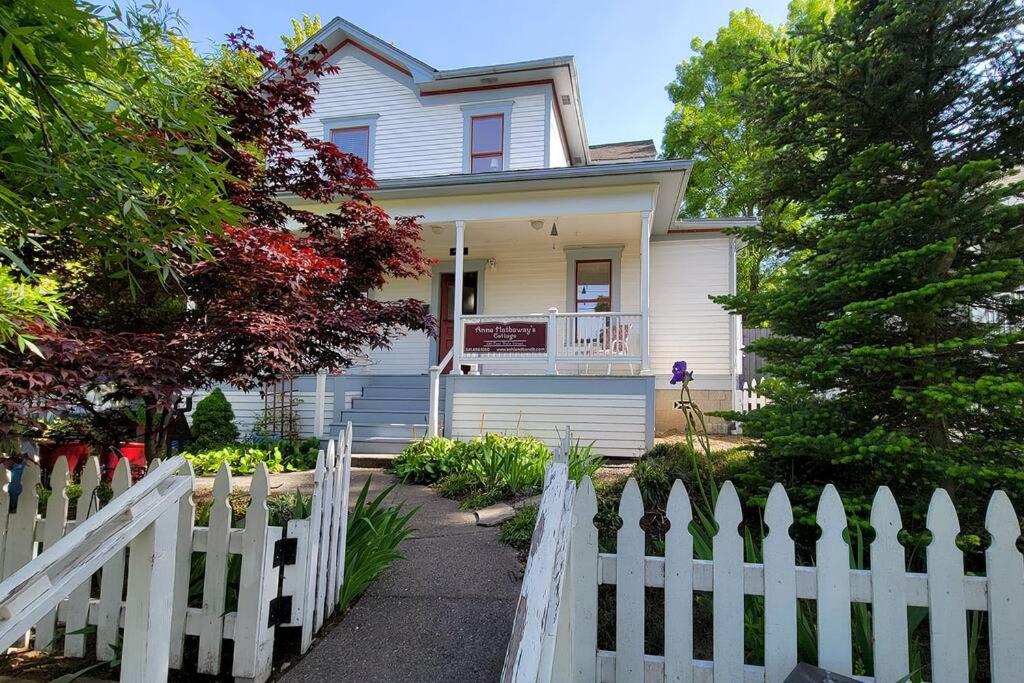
[640,210,652,374]
[453,220,466,375]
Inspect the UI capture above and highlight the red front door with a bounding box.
[438,271,478,372]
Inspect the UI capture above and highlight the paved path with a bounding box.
[280,470,524,683]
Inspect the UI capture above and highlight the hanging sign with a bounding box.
[464,321,547,354]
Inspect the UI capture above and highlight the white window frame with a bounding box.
[322,114,379,169]
[461,101,513,173]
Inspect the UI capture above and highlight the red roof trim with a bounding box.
[321,38,413,77]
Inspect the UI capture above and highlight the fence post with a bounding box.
[35,457,69,652]
[546,308,558,376]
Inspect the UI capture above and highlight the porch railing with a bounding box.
[458,308,641,373]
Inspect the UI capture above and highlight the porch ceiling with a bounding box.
[416,214,641,258]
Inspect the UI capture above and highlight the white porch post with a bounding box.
[453,220,466,375]
[312,370,327,438]
[640,210,652,374]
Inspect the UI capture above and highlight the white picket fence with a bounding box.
[740,378,769,412]
[504,433,1024,683]
[0,423,354,682]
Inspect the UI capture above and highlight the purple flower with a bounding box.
[670,360,687,385]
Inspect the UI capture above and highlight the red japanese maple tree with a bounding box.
[1,31,433,460]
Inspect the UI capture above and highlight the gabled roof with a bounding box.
[293,16,591,165]
[589,140,657,163]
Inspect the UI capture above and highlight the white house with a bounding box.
[200,17,747,458]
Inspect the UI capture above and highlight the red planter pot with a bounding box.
[39,443,92,474]
[101,442,147,481]
[39,442,147,481]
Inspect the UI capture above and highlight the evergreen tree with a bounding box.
[189,388,239,450]
[721,0,1024,537]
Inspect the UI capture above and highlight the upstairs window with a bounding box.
[331,126,371,164]
[470,114,504,173]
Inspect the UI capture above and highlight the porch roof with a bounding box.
[283,159,692,232]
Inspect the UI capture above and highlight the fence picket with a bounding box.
[197,462,233,674]
[763,483,796,683]
[64,458,100,657]
[233,463,275,681]
[300,449,327,652]
[121,501,178,680]
[985,491,1024,682]
[0,467,10,575]
[4,462,39,581]
[96,458,131,660]
[315,441,336,631]
[334,424,353,603]
[712,481,744,683]
[664,480,693,683]
[169,460,195,669]
[870,486,909,682]
[570,476,598,683]
[815,484,852,675]
[927,489,969,683]
[35,456,69,651]
[615,478,645,681]
[327,435,344,616]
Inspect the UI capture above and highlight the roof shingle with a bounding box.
[589,140,657,163]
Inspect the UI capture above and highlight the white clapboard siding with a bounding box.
[297,49,549,179]
[650,237,733,386]
[503,463,1024,683]
[450,392,647,458]
[187,390,334,439]
[1,424,355,682]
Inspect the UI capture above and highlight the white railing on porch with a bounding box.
[459,309,642,371]
[0,424,354,682]
[503,430,1024,683]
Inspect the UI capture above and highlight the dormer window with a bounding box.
[331,126,370,163]
[322,114,379,169]
[462,102,512,173]
[470,115,504,173]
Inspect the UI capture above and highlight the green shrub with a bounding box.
[184,444,284,475]
[189,389,239,450]
[392,437,469,484]
[436,471,478,499]
[339,477,416,610]
[499,505,538,551]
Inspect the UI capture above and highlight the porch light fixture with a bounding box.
[530,219,544,231]
[430,225,444,235]
[549,222,558,238]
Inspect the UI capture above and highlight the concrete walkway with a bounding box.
[280,470,524,683]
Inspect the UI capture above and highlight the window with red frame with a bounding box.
[331,126,370,164]
[470,114,504,173]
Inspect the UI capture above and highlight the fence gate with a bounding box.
[0,423,355,682]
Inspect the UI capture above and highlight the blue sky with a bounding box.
[169,0,790,150]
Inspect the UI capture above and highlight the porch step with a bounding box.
[351,423,428,440]
[361,374,430,387]
[351,436,422,454]
[362,385,432,400]
[340,409,429,424]
[351,397,429,412]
